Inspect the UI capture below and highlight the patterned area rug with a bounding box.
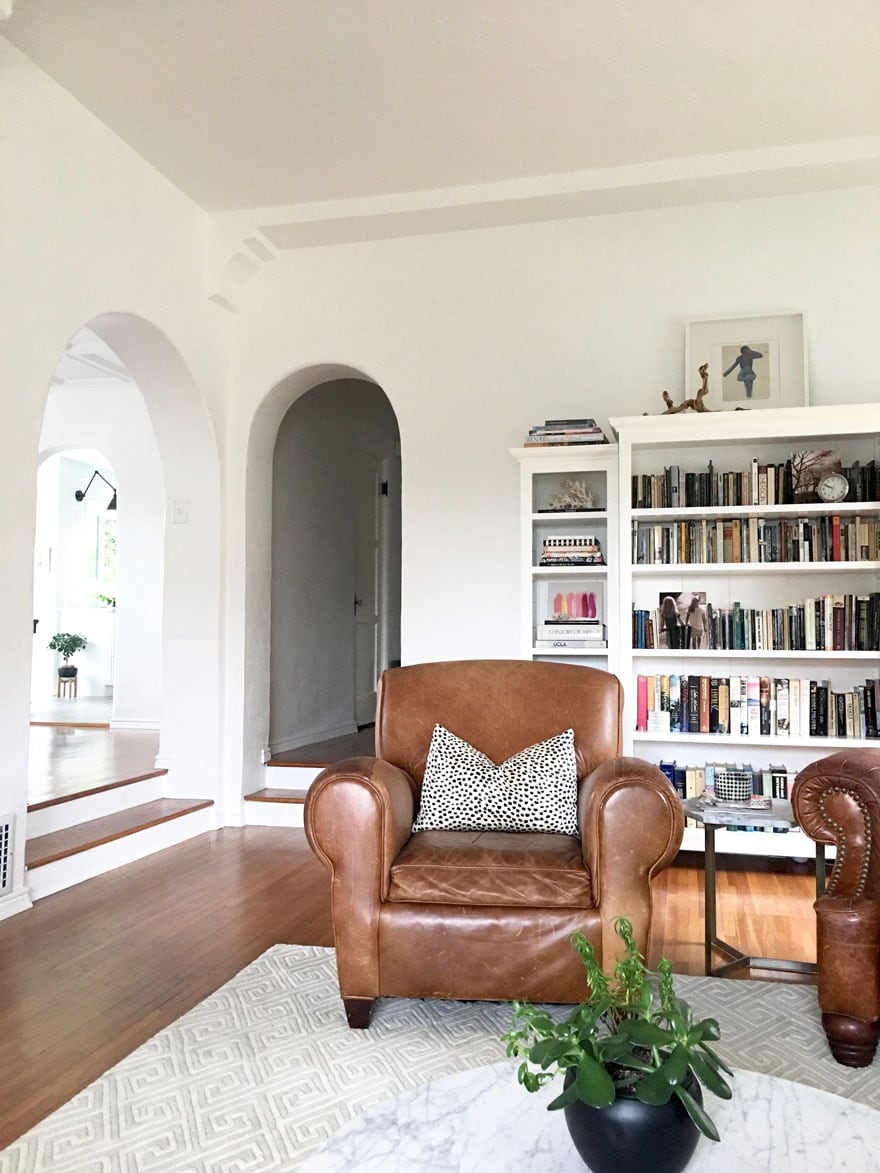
[1,945,877,1172]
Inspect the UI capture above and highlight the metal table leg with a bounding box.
[702,828,819,978]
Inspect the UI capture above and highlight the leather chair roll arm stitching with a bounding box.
[791,749,880,1067]
[579,756,685,967]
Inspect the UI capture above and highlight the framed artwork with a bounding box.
[685,312,807,411]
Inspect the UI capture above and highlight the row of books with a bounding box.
[535,617,607,648]
[632,514,880,565]
[523,417,607,447]
[632,457,879,509]
[633,594,880,652]
[635,674,880,739]
[658,760,800,832]
[539,535,605,565]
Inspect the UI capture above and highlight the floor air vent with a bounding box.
[0,815,13,896]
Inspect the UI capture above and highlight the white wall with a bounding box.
[270,379,399,752]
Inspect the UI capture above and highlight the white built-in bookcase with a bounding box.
[511,444,620,680]
[514,405,880,860]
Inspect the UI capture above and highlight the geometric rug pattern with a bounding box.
[1,944,877,1172]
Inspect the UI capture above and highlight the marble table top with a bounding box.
[301,1060,880,1172]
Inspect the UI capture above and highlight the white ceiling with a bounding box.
[4,0,880,216]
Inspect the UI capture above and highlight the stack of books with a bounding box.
[539,535,605,565]
[535,618,607,649]
[524,418,607,446]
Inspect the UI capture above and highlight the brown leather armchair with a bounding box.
[792,748,880,1067]
[304,660,683,1027]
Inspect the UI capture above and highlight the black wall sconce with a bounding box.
[75,469,117,510]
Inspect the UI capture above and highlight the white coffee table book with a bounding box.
[302,1060,880,1171]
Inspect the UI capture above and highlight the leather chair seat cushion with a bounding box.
[387,829,593,908]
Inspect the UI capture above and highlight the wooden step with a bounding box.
[245,787,308,804]
[26,799,214,869]
[28,768,168,813]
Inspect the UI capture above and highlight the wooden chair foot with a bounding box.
[822,1012,880,1067]
[343,997,374,1029]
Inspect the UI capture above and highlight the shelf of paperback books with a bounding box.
[612,403,880,861]
[512,444,619,675]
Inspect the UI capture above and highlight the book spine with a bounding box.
[747,676,761,737]
[669,674,681,733]
[699,676,711,734]
[687,674,701,733]
[636,675,648,732]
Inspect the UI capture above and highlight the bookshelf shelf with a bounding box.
[633,502,880,521]
[632,730,872,750]
[531,647,609,658]
[532,565,609,576]
[610,403,880,862]
[632,561,880,575]
[632,648,879,661]
[531,510,610,523]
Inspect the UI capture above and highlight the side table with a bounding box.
[681,797,825,978]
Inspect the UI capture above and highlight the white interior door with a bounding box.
[353,449,381,725]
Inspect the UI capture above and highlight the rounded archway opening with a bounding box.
[242,361,405,788]
[268,377,401,757]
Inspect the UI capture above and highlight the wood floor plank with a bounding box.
[245,787,308,803]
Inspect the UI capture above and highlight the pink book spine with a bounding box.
[636,675,648,732]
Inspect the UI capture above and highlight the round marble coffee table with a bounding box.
[301,1061,880,1171]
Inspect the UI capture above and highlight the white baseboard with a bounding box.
[0,887,33,921]
[109,718,161,731]
[269,721,357,756]
[27,805,217,901]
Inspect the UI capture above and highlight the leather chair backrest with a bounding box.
[375,659,623,790]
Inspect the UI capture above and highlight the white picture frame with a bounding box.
[685,312,807,411]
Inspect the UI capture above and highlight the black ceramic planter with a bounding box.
[57,665,78,678]
[562,1074,702,1173]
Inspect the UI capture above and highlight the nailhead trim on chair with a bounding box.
[818,786,872,898]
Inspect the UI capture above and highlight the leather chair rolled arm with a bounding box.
[791,748,880,1067]
[580,756,685,967]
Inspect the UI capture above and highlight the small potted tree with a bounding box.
[48,632,88,678]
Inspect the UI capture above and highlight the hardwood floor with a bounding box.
[0,829,817,1150]
[268,723,376,765]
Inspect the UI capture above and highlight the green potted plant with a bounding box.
[503,917,733,1172]
[48,632,88,677]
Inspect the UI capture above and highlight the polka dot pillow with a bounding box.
[412,724,579,836]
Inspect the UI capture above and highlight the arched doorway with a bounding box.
[269,378,401,754]
[34,327,164,729]
[19,315,221,903]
